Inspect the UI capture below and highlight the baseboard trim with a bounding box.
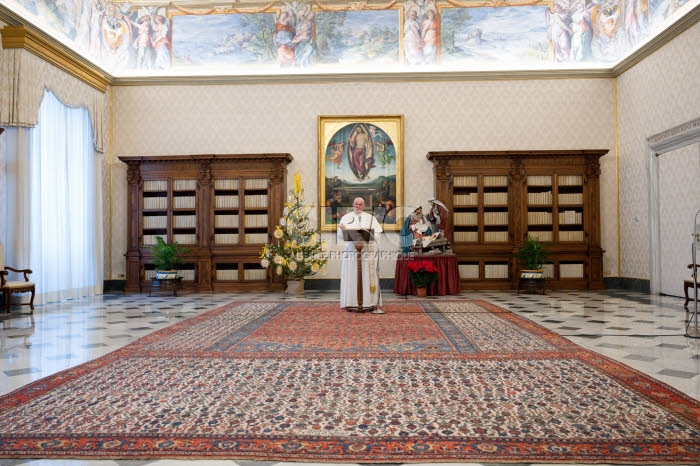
[103,277,650,294]
[603,277,650,293]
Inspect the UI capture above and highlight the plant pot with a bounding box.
[415,287,427,297]
[286,279,305,296]
[154,270,179,279]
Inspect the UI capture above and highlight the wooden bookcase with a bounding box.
[119,154,292,293]
[427,150,607,290]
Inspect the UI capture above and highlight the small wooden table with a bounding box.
[150,277,183,296]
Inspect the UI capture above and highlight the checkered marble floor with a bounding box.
[1,288,699,466]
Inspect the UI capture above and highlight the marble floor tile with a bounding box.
[0,289,698,466]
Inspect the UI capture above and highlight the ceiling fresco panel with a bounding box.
[1,0,697,76]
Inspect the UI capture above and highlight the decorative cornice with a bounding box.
[647,116,700,153]
[111,67,613,86]
[0,25,111,93]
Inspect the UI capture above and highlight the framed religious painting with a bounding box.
[318,115,404,232]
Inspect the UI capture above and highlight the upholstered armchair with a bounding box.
[0,244,35,314]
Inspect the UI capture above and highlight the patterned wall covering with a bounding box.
[659,144,700,296]
[111,78,617,279]
[616,20,700,283]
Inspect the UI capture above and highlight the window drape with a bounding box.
[1,89,103,305]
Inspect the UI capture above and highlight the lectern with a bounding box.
[342,228,374,313]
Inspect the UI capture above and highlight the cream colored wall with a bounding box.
[616,21,700,282]
[110,78,617,280]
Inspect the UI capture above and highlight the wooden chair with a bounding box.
[0,243,35,314]
[683,263,700,307]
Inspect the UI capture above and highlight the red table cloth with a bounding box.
[394,254,461,296]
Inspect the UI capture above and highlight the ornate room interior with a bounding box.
[0,0,699,464]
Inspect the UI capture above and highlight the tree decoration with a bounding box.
[261,173,329,280]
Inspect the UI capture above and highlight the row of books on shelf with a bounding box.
[216,269,238,280]
[245,178,268,190]
[452,175,508,188]
[453,193,478,205]
[214,179,238,190]
[214,233,238,244]
[143,234,197,245]
[453,176,477,188]
[142,215,197,230]
[457,262,583,280]
[559,231,585,241]
[528,191,552,205]
[451,230,584,243]
[527,175,551,186]
[452,174,582,189]
[216,268,270,280]
[143,180,168,192]
[173,215,196,228]
[244,194,268,209]
[143,216,167,229]
[528,231,553,242]
[453,212,478,225]
[144,197,167,210]
[559,175,584,186]
[484,211,508,225]
[173,234,196,244]
[215,195,269,209]
[484,231,509,242]
[528,211,553,224]
[213,233,268,244]
[483,176,508,187]
[173,196,196,209]
[216,195,239,208]
[559,210,583,224]
[143,234,166,246]
[244,214,268,227]
[560,263,584,278]
[559,193,583,204]
[453,231,510,243]
[215,215,238,228]
[528,231,584,241]
[244,269,267,280]
[453,231,478,242]
[484,264,509,279]
[483,192,507,205]
[173,179,196,191]
[143,268,267,281]
[458,264,480,279]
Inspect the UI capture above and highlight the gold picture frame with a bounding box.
[318,115,404,232]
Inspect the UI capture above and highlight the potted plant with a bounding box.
[515,234,548,272]
[407,259,439,297]
[260,174,329,295]
[149,236,191,278]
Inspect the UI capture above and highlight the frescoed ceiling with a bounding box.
[0,0,698,79]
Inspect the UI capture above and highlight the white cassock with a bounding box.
[337,211,383,308]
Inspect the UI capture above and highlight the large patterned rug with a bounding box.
[1,300,699,463]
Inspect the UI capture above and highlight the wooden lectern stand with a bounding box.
[342,228,374,313]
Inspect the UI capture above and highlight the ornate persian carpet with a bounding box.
[1,300,699,463]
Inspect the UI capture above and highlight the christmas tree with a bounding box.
[261,173,328,280]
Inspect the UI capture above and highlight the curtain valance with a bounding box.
[0,48,108,152]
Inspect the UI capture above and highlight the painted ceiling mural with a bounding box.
[1,0,697,76]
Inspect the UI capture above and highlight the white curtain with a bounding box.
[1,89,103,305]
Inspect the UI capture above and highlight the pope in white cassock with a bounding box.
[337,197,383,311]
